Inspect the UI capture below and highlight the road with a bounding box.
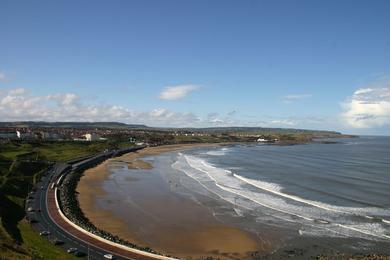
[26,162,171,260]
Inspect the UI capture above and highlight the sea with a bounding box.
[162,136,390,243]
[101,136,390,256]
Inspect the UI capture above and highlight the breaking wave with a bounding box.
[172,153,390,241]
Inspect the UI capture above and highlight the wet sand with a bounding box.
[77,144,264,259]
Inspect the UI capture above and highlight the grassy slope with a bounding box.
[0,141,130,162]
[0,140,132,259]
[18,220,78,260]
[0,220,77,260]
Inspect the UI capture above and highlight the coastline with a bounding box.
[76,143,264,259]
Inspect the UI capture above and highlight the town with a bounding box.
[0,121,346,145]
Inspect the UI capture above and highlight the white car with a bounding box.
[67,247,78,253]
[104,254,114,259]
[39,231,50,236]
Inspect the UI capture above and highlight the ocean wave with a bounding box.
[205,147,230,156]
[171,153,390,241]
[234,174,390,223]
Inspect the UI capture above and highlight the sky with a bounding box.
[0,0,390,135]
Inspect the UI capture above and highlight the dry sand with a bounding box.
[77,144,264,259]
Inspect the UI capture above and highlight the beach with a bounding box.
[76,144,266,260]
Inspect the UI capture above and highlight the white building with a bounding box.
[85,133,100,141]
[15,131,35,140]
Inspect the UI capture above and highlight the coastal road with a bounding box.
[27,163,169,260]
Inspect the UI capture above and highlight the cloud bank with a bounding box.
[0,88,201,127]
[342,81,390,128]
[0,87,345,132]
[1,87,304,128]
[159,85,199,100]
[6,83,388,132]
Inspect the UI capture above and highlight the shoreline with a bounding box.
[74,140,390,260]
[76,143,227,246]
[76,143,264,259]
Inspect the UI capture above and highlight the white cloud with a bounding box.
[342,80,390,128]
[354,88,373,95]
[207,113,225,125]
[269,119,297,127]
[204,112,242,126]
[47,93,79,106]
[0,88,243,127]
[227,110,236,116]
[0,72,6,82]
[9,88,27,95]
[283,94,312,103]
[159,85,199,100]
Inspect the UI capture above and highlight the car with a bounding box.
[27,207,34,212]
[74,251,86,257]
[39,231,50,236]
[67,248,78,253]
[104,254,114,259]
[52,239,64,245]
[28,218,38,224]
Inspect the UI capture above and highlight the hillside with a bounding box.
[0,121,148,129]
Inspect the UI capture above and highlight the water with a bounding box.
[170,137,390,242]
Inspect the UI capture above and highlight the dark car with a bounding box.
[52,239,64,245]
[74,251,86,257]
[28,218,38,224]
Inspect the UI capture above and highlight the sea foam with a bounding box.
[171,153,390,241]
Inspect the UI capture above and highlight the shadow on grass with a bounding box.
[0,193,25,243]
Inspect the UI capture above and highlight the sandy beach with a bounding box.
[76,143,265,259]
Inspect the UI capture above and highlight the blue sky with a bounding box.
[1,0,390,134]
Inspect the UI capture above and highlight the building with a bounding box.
[0,131,17,139]
[85,133,100,141]
[16,131,35,140]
